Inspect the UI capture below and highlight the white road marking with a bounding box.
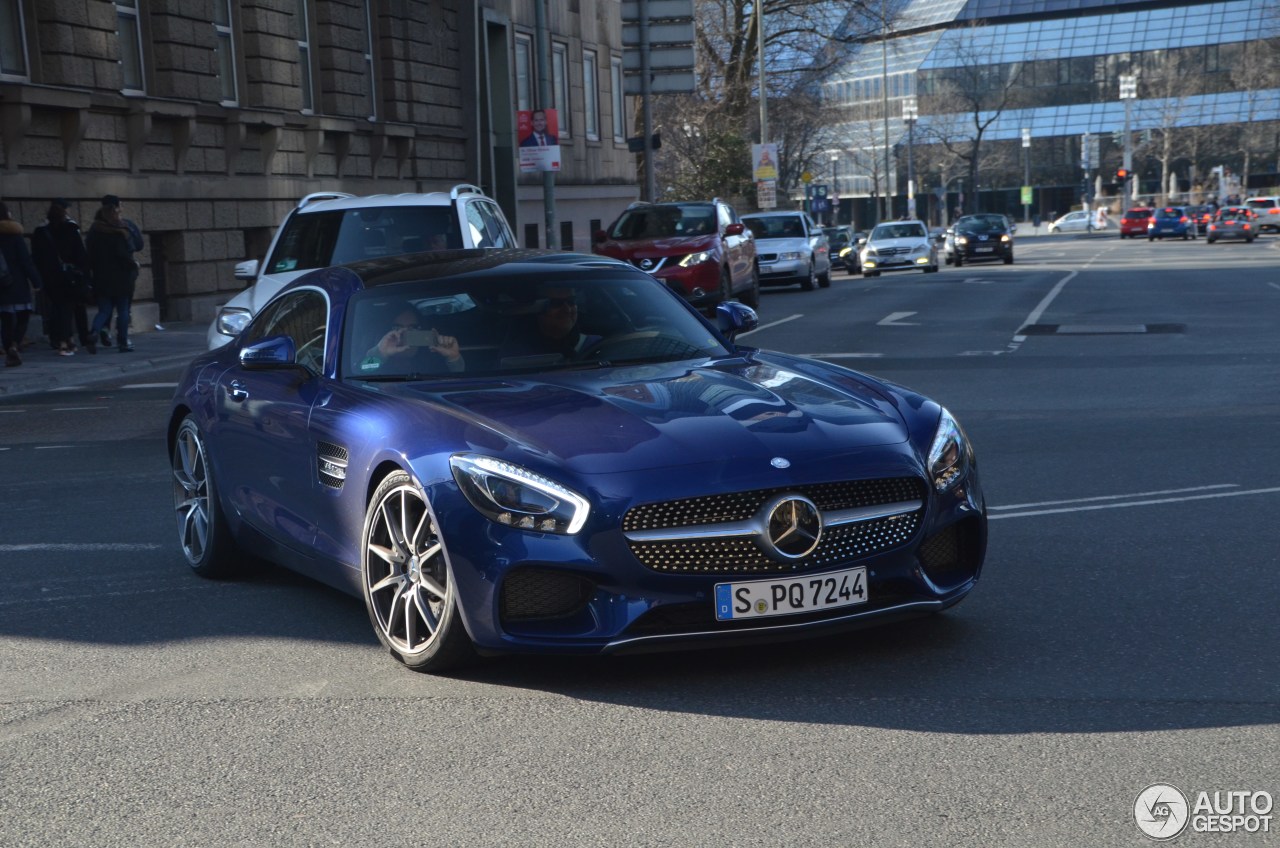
[122,382,179,389]
[991,484,1238,511]
[738,313,803,337]
[52,406,109,412]
[50,386,88,392]
[878,311,919,326]
[805,352,884,359]
[0,409,26,413]
[990,486,1280,520]
[0,543,163,552]
[1269,282,1280,291]
[1014,270,1077,342]
[33,445,80,450]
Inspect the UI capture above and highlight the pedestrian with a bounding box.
[31,198,96,355]
[0,201,43,367]
[1093,206,1108,231]
[86,199,140,353]
[93,194,142,347]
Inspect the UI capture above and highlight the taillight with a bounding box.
[1209,224,1217,230]
[1179,216,1188,223]
[1244,224,1251,230]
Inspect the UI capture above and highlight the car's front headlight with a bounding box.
[678,250,713,267]
[450,454,590,534]
[216,307,253,337]
[777,251,802,260]
[956,236,969,245]
[1000,234,1011,242]
[927,407,973,492]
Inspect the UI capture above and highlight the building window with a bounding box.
[362,0,377,119]
[552,41,570,138]
[213,0,237,105]
[115,0,145,94]
[296,0,314,113]
[1,0,29,80]
[583,48,599,141]
[611,57,625,142]
[515,34,533,111]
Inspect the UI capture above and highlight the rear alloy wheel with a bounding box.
[361,471,475,673]
[172,416,248,579]
[800,263,816,291]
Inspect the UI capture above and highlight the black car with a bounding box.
[822,225,864,275]
[945,214,1014,266]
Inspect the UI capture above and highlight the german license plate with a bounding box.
[714,567,867,621]
[975,246,994,252]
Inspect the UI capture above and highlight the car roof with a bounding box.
[741,211,804,218]
[343,248,639,287]
[294,184,496,214]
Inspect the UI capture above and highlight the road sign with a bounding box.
[801,171,813,183]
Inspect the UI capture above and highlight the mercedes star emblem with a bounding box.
[762,494,822,560]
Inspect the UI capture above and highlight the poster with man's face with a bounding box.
[517,108,561,172]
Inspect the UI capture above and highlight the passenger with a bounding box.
[503,285,601,359]
[358,305,464,374]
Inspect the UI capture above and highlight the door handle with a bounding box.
[228,379,249,402]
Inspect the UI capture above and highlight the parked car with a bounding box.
[1244,196,1280,232]
[742,211,832,290]
[1147,206,1198,240]
[207,185,516,349]
[860,220,939,276]
[1205,206,1258,243]
[592,198,759,308]
[822,225,864,275]
[167,249,987,673]
[1047,210,1092,233]
[944,214,1014,266]
[1119,207,1153,238]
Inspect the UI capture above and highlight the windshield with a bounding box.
[343,273,731,380]
[823,228,850,248]
[267,206,463,274]
[608,206,716,239]
[955,216,1006,233]
[870,223,926,240]
[744,216,806,238]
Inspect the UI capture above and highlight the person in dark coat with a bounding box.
[86,202,140,353]
[0,202,43,367]
[32,199,95,355]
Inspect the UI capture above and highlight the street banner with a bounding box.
[756,180,776,209]
[752,144,778,181]
[518,108,561,173]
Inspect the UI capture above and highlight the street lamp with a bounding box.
[1119,74,1137,211]
[902,95,917,219]
[1021,127,1031,225]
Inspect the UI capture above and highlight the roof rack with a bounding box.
[450,184,485,199]
[297,192,354,208]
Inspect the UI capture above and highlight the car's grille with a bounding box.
[623,478,925,575]
[316,441,348,489]
[875,246,912,256]
[758,252,781,262]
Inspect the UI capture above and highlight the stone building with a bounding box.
[0,0,639,332]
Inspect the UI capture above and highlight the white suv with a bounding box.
[207,184,515,348]
[1244,196,1280,233]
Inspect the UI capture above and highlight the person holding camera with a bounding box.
[32,198,95,356]
[358,306,464,374]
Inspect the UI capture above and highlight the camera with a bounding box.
[402,328,439,348]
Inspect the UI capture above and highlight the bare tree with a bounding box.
[915,26,1026,213]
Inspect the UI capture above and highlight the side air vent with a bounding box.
[317,441,349,489]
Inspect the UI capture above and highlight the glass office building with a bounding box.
[825,0,1280,221]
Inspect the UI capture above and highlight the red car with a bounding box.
[592,199,759,308]
[1119,207,1152,238]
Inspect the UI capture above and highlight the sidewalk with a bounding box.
[0,318,208,399]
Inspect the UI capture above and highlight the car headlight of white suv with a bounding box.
[215,307,253,338]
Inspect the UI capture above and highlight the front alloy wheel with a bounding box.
[172,415,246,578]
[361,471,474,672]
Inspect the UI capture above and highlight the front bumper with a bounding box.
[863,253,933,272]
[758,258,809,285]
[653,260,722,304]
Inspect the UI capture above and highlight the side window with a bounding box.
[717,204,731,231]
[241,290,328,375]
[466,201,513,248]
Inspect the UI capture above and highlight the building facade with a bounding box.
[0,0,640,331]
[825,0,1280,223]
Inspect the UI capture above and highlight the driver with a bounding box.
[503,285,601,358]
[359,306,464,373]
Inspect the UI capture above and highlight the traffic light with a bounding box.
[1116,167,1130,182]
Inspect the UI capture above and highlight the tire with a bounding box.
[739,264,761,308]
[361,470,475,673]
[954,253,963,267]
[818,266,831,288]
[865,270,880,278]
[1207,237,1215,244]
[1247,237,1255,243]
[1148,236,1154,241]
[1003,253,1014,265]
[924,264,938,274]
[171,415,250,579]
[800,263,816,291]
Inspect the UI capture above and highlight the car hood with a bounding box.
[866,237,927,250]
[594,235,716,261]
[381,354,911,475]
[219,271,312,315]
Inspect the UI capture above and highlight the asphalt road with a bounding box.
[2,235,1278,847]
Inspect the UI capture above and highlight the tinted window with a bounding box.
[870,223,927,239]
[956,215,1006,233]
[744,216,806,238]
[466,201,514,248]
[608,205,716,239]
[242,290,328,375]
[1247,199,1276,209]
[267,206,462,274]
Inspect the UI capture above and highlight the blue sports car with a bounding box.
[168,249,986,673]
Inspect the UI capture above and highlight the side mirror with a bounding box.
[234,259,260,281]
[592,229,608,244]
[715,301,759,342]
[724,222,744,236]
[239,335,298,370]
